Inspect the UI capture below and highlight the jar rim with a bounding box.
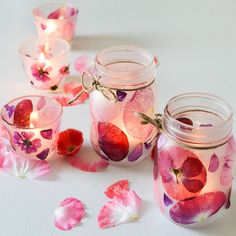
[163,92,233,147]
[94,45,157,89]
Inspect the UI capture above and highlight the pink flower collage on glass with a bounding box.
[31,63,52,82]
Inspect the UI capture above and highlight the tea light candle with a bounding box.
[153,93,235,227]
[19,37,70,90]
[1,95,62,160]
[32,3,78,41]
[88,46,158,166]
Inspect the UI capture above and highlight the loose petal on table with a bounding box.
[104,179,129,199]
[54,197,85,230]
[98,190,142,229]
[1,151,50,179]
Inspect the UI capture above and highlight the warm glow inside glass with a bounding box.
[33,3,78,41]
[89,45,157,166]
[1,96,62,160]
[154,93,235,227]
[19,37,70,90]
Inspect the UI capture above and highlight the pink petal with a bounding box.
[0,155,4,168]
[123,87,154,140]
[68,150,109,172]
[54,197,85,230]
[208,153,219,172]
[2,151,50,179]
[104,179,129,199]
[36,97,46,111]
[74,55,94,74]
[98,190,142,229]
[169,191,226,225]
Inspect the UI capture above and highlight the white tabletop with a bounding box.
[0,0,236,235]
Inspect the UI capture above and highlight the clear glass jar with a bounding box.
[153,93,235,227]
[88,45,158,165]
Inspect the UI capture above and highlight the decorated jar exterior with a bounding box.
[88,46,157,166]
[153,93,235,227]
[1,96,62,160]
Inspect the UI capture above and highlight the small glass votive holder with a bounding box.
[33,3,78,42]
[19,37,70,91]
[1,95,63,160]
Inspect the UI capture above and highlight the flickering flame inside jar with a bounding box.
[29,111,39,128]
[46,21,57,33]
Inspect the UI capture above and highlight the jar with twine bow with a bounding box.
[75,45,158,165]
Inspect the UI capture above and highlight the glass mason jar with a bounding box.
[86,45,158,166]
[153,93,235,227]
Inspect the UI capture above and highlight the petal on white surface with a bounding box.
[68,150,109,172]
[54,197,85,230]
[98,190,142,229]
[1,151,50,179]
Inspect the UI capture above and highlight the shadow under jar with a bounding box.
[153,93,235,227]
[87,45,158,166]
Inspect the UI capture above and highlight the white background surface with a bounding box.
[0,0,236,235]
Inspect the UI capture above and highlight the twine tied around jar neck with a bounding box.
[135,112,163,145]
[68,72,155,105]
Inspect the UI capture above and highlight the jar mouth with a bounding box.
[18,36,70,61]
[94,45,157,89]
[1,95,63,129]
[163,92,233,147]
[32,3,78,21]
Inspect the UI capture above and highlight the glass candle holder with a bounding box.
[19,37,70,91]
[33,3,78,41]
[1,95,62,160]
[153,93,235,227]
[85,45,158,166]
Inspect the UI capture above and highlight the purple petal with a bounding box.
[208,153,219,173]
[200,124,213,127]
[163,193,173,207]
[4,105,15,118]
[36,148,50,160]
[40,129,53,140]
[144,142,152,149]
[128,143,143,162]
[116,90,127,102]
[37,97,46,111]
[226,188,232,209]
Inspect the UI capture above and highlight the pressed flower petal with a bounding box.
[182,178,204,193]
[208,153,219,173]
[98,190,142,229]
[36,148,50,160]
[181,157,204,178]
[2,151,50,179]
[98,122,129,162]
[54,197,85,230]
[104,179,129,199]
[163,193,173,207]
[13,99,33,127]
[116,91,127,102]
[128,143,143,162]
[36,97,46,111]
[68,150,109,172]
[0,155,4,168]
[169,192,226,225]
[40,129,53,140]
[123,87,154,140]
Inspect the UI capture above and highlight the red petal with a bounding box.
[181,157,204,178]
[104,180,129,199]
[176,117,193,130]
[182,178,204,193]
[13,99,33,127]
[57,129,83,156]
[98,122,129,162]
[68,149,109,172]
